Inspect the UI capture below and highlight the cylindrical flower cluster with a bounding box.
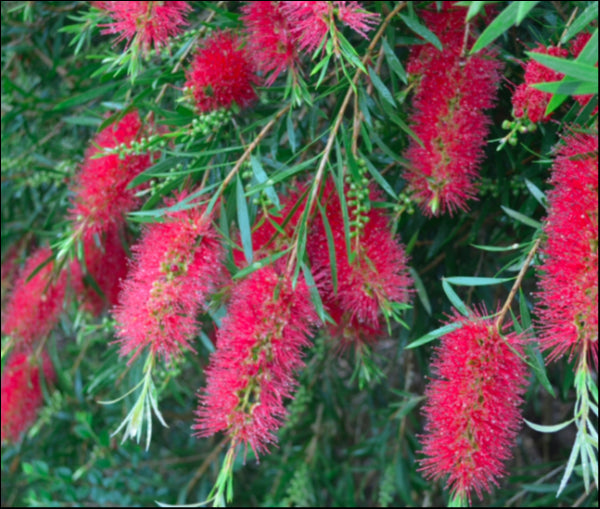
[241,1,379,86]
[308,180,412,347]
[1,350,56,444]
[403,4,502,216]
[536,130,598,367]
[114,197,224,363]
[194,265,317,456]
[70,110,153,236]
[511,44,569,124]
[1,247,67,347]
[94,1,192,53]
[418,308,528,503]
[185,31,259,113]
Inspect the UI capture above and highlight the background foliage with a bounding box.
[1,1,598,507]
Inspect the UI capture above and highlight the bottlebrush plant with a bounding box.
[1,2,597,508]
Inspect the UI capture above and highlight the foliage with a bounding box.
[1,1,598,507]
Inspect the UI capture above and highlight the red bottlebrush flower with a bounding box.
[1,350,56,444]
[511,44,569,124]
[114,196,224,363]
[241,2,299,87]
[281,1,379,54]
[1,247,66,347]
[536,130,598,367]
[71,226,130,316]
[70,111,153,237]
[418,308,528,503]
[185,31,258,113]
[94,1,191,53]
[403,5,502,216]
[307,180,412,346]
[194,266,317,456]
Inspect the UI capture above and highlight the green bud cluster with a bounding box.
[394,192,415,215]
[501,117,537,146]
[346,159,372,239]
[189,108,232,137]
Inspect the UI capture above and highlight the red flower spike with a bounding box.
[307,181,412,345]
[403,4,502,216]
[511,44,569,124]
[241,2,299,87]
[94,1,191,53]
[1,350,56,444]
[1,247,66,347]
[185,31,259,113]
[194,266,318,457]
[536,130,598,367]
[418,308,528,503]
[281,1,379,54]
[114,197,224,363]
[70,111,153,237]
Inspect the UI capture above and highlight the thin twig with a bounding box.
[286,2,406,273]
[495,237,541,330]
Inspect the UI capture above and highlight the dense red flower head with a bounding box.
[536,130,598,367]
[418,308,528,503]
[194,266,317,456]
[280,1,379,54]
[307,180,412,346]
[94,1,191,53]
[511,44,568,124]
[241,2,299,87]
[403,4,502,216]
[1,350,55,444]
[70,226,130,316]
[114,196,224,363]
[1,247,66,347]
[185,31,258,113]
[70,111,154,237]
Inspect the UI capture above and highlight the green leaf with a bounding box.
[471,2,539,54]
[128,157,187,188]
[317,200,338,295]
[250,156,280,208]
[236,174,253,265]
[444,276,513,286]
[501,205,543,229]
[516,1,540,24]
[561,4,599,44]
[525,52,599,83]
[361,157,397,200]
[525,342,556,397]
[368,66,396,107]
[525,179,547,208]
[409,268,431,315]
[524,418,574,433]
[52,81,120,111]
[465,1,487,21]
[442,278,470,316]
[399,14,442,50]
[382,38,407,84]
[405,322,462,349]
[471,242,523,252]
[232,249,291,280]
[302,263,326,323]
[532,80,598,95]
